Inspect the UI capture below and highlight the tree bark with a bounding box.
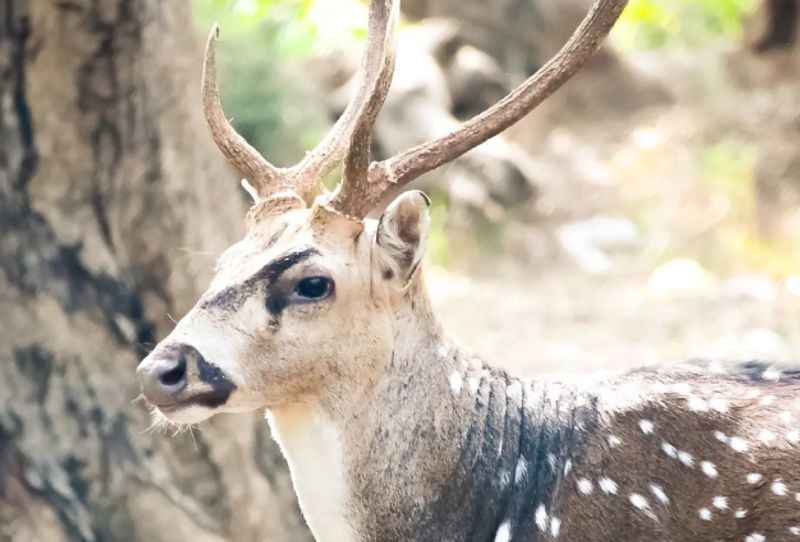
[748,0,798,52]
[0,1,309,541]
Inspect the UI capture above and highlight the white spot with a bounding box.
[747,473,763,484]
[745,534,765,542]
[494,521,511,542]
[745,388,762,400]
[698,507,712,521]
[780,411,794,424]
[514,457,528,484]
[550,517,561,538]
[758,430,777,445]
[639,420,655,434]
[701,461,718,479]
[759,395,776,407]
[577,478,593,495]
[547,454,557,471]
[772,479,788,496]
[672,383,692,395]
[599,478,618,495]
[449,372,463,395]
[787,430,800,443]
[712,496,728,510]
[535,504,548,532]
[796,493,800,502]
[708,361,725,374]
[506,381,522,402]
[649,484,669,505]
[714,431,729,443]
[730,437,750,453]
[709,397,729,413]
[661,442,678,458]
[563,459,573,476]
[735,509,748,519]
[687,396,709,412]
[790,526,800,536]
[763,367,782,381]
[677,450,695,468]
[467,377,480,396]
[608,435,622,448]
[629,493,657,521]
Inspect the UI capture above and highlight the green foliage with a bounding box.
[192,0,331,164]
[615,0,757,49]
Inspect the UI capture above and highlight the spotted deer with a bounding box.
[135,1,800,540]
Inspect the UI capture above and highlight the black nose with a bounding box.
[157,356,187,389]
[137,345,189,406]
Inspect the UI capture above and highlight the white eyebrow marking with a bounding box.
[577,478,593,495]
[639,420,654,434]
[698,507,712,521]
[745,533,765,542]
[608,435,622,447]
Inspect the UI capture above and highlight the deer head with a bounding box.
[136,0,628,426]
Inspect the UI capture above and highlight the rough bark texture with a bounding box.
[0,1,310,541]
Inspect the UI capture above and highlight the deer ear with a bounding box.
[375,190,432,286]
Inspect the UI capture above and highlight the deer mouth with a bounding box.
[153,387,235,413]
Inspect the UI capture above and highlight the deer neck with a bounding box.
[267,280,590,542]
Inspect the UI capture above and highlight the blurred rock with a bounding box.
[557,216,640,274]
[723,274,778,302]
[647,259,717,298]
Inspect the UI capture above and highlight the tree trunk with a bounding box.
[748,0,799,52]
[0,1,310,541]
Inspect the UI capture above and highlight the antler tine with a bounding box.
[291,0,399,203]
[202,24,286,197]
[338,0,629,217]
[330,0,399,214]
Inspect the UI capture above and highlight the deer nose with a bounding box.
[137,347,188,405]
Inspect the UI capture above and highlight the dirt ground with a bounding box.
[427,45,800,377]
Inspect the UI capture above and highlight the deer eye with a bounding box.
[294,276,333,300]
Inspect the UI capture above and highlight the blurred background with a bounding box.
[1,0,798,540]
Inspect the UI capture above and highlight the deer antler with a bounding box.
[201,1,401,203]
[202,24,287,196]
[330,0,630,218]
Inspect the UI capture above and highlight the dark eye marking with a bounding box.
[201,247,320,311]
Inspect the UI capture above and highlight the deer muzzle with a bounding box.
[137,343,236,413]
